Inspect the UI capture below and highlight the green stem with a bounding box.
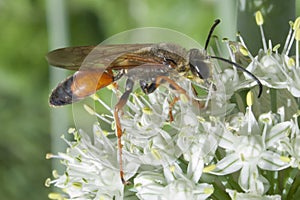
[270,88,277,113]
[210,183,231,200]
[282,168,300,200]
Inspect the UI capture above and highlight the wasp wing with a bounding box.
[46,44,160,70]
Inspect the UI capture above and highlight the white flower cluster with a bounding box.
[46,14,300,200]
[46,83,221,200]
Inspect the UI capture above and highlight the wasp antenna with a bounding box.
[204,19,221,51]
[210,56,263,98]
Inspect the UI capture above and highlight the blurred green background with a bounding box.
[0,0,298,199]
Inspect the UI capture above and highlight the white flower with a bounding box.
[47,78,221,199]
[246,52,300,97]
[207,108,290,194]
[46,127,130,199]
[281,114,300,169]
[242,18,300,97]
[134,170,214,200]
[226,189,281,200]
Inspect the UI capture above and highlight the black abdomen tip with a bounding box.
[49,76,75,106]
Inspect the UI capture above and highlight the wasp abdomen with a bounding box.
[50,70,114,106]
[49,76,74,106]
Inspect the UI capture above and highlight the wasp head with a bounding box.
[188,49,211,81]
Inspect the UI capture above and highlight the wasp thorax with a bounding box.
[188,49,211,80]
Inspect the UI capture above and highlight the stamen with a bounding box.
[224,38,236,62]
[255,11,267,52]
[286,17,300,55]
[237,33,254,59]
[268,40,272,51]
[83,104,112,124]
[246,91,254,134]
[294,17,300,67]
[91,94,114,113]
[283,21,294,54]
[272,44,281,54]
[296,40,299,68]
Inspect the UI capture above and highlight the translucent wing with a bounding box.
[46,44,159,71]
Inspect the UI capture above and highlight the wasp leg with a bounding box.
[155,76,189,122]
[139,80,157,94]
[190,83,207,110]
[168,96,180,122]
[191,80,217,110]
[114,78,134,185]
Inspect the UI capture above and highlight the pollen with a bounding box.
[90,93,100,100]
[83,104,96,115]
[102,130,109,136]
[272,44,281,52]
[287,57,295,67]
[151,148,162,160]
[246,91,254,106]
[45,153,53,159]
[142,107,153,115]
[107,82,118,90]
[255,11,264,26]
[293,17,300,30]
[48,193,64,200]
[169,165,176,172]
[280,156,291,163]
[239,45,249,56]
[229,44,238,53]
[68,127,76,134]
[203,164,216,173]
[52,170,59,178]
[203,187,214,194]
[72,182,83,188]
[44,178,51,187]
[295,27,300,41]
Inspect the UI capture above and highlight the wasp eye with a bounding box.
[189,49,210,79]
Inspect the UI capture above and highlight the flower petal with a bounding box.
[226,189,281,200]
[208,154,242,175]
[258,151,290,170]
[265,121,291,148]
[238,164,269,194]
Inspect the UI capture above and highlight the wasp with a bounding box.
[47,19,262,184]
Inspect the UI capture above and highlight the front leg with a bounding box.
[155,76,189,122]
[140,76,189,122]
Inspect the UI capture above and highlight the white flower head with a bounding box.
[46,128,127,200]
[47,18,300,200]
[239,17,300,97]
[226,189,281,200]
[134,170,214,200]
[207,107,291,194]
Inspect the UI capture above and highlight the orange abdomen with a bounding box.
[50,70,114,106]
